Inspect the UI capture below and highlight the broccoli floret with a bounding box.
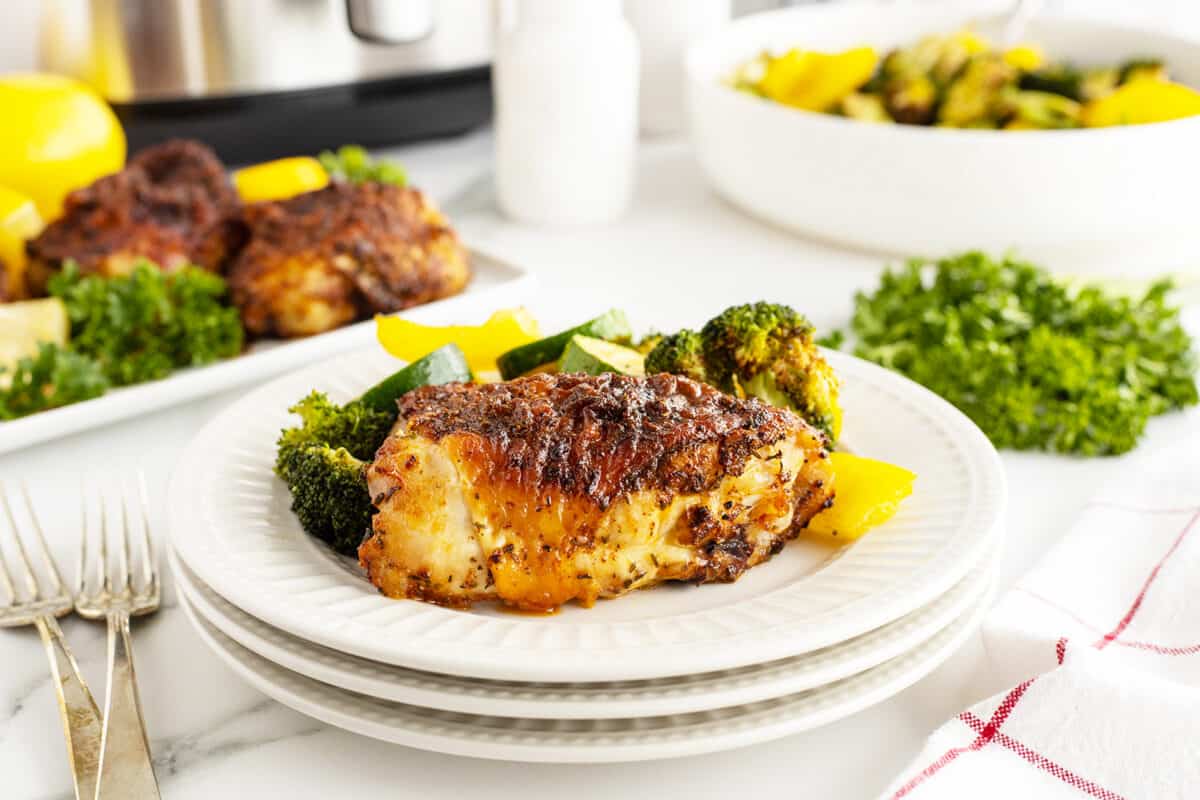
[632,332,665,356]
[699,302,813,381]
[275,391,394,556]
[647,304,843,439]
[276,444,373,555]
[645,329,709,383]
[276,391,393,472]
[697,302,841,439]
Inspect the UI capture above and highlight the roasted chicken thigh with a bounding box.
[26,140,241,294]
[226,181,469,338]
[360,372,835,611]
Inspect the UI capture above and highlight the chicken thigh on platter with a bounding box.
[25,140,241,294]
[226,181,470,338]
[359,372,836,612]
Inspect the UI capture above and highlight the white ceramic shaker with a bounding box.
[625,0,731,135]
[493,0,639,226]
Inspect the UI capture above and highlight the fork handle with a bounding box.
[96,610,161,800]
[34,615,103,800]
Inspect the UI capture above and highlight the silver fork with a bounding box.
[0,483,103,800]
[75,475,162,800]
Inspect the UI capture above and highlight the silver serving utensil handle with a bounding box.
[94,610,161,800]
[1000,0,1045,48]
[36,615,103,800]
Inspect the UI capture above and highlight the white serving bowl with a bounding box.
[686,2,1200,272]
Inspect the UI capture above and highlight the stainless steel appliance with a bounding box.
[39,0,497,162]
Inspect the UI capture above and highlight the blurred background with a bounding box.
[4,0,1200,164]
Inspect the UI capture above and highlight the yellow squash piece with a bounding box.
[1082,80,1200,127]
[234,156,330,204]
[807,452,915,542]
[758,47,879,112]
[0,74,126,220]
[376,308,541,373]
[0,187,45,300]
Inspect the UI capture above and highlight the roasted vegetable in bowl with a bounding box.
[731,28,1200,129]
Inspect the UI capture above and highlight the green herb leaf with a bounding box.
[48,260,244,387]
[0,342,109,419]
[318,145,407,187]
[835,251,1198,456]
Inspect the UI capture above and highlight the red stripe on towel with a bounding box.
[888,680,1036,798]
[1094,510,1200,650]
[959,712,1126,800]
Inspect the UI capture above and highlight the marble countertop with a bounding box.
[4,131,1198,800]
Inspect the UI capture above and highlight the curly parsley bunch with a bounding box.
[835,251,1198,456]
[48,260,243,386]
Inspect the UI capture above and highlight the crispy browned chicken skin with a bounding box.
[360,373,835,611]
[225,182,469,338]
[25,140,241,294]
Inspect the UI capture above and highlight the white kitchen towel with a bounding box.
[881,437,1200,799]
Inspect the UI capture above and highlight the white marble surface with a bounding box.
[3,131,1199,800]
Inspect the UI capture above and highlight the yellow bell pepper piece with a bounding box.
[758,47,879,112]
[807,452,915,542]
[1004,45,1044,71]
[0,187,45,300]
[234,156,330,204]
[1082,80,1200,127]
[376,308,541,373]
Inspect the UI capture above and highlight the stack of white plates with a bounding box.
[168,347,1006,763]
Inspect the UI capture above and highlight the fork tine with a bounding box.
[98,493,110,595]
[117,486,132,593]
[20,484,64,597]
[136,470,156,593]
[77,480,88,598]
[0,491,19,605]
[0,483,41,601]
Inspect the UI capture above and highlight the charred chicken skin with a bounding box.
[360,372,835,612]
[26,140,241,294]
[225,181,469,338]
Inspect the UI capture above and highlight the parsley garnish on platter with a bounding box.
[48,260,243,386]
[0,343,109,419]
[831,251,1198,456]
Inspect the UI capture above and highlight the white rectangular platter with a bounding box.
[0,249,535,455]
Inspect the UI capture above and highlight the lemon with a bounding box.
[0,187,45,300]
[0,74,126,220]
[235,156,330,204]
[0,297,69,375]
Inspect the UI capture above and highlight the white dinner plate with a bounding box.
[177,575,995,763]
[0,249,534,455]
[170,542,998,718]
[168,342,1005,682]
